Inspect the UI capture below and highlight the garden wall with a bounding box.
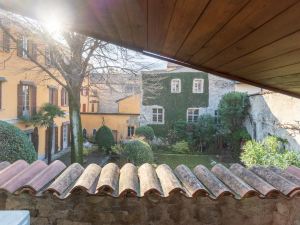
[1,192,300,225]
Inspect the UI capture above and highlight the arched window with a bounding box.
[171,79,181,93]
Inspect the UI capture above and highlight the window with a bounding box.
[61,88,69,106]
[187,108,200,123]
[81,88,88,96]
[171,79,181,93]
[214,110,220,126]
[127,126,135,137]
[45,47,52,66]
[49,87,58,105]
[17,83,36,117]
[193,79,204,93]
[22,85,30,117]
[17,36,28,58]
[152,107,164,124]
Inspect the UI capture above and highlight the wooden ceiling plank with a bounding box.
[243,63,300,80]
[125,0,147,49]
[147,0,177,52]
[161,0,209,57]
[87,0,121,43]
[259,74,300,85]
[190,0,298,65]
[235,49,300,76]
[219,31,300,74]
[175,0,249,61]
[105,0,134,46]
[203,1,300,69]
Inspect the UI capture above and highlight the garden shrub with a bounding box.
[95,125,115,153]
[135,125,155,141]
[121,139,154,165]
[240,136,300,169]
[172,140,190,154]
[173,120,188,140]
[0,120,37,163]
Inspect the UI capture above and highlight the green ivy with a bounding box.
[143,72,209,137]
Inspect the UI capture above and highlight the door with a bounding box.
[62,125,68,149]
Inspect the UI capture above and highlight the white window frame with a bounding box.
[193,78,204,93]
[186,108,200,123]
[22,85,30,116]
[152,107,164,124]
[171,79,181,93]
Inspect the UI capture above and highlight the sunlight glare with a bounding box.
[43,15,62,33]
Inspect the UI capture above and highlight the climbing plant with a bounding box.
[143,72,209,137]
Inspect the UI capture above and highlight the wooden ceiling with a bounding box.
[1,0,300,97]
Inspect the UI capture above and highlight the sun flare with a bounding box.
[43,16,62,33]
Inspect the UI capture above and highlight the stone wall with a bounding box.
[245,92,300,151]
[1,192,300,225]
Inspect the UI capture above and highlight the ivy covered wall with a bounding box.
[142,72,209,137]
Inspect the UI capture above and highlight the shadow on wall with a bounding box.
[245,92,300,151]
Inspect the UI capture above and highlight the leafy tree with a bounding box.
[135,126,155,141]
[241,136,300,169]
[95,125,115,154]
[22,103,64,164]
[218,92,250,160]
[218,92,250,132]
[0,120,37,163]
[193,114,217,152]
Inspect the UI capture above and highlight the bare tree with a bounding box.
[0,10,156,163]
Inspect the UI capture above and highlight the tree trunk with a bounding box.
[68,90,83,164]
[47,121,54,165]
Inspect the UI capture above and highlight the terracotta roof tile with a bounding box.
[229,164,278,197]
[156,164,184,197]
[212,164,256,198]
[119,163,138,197]
[193,165,231,198]
[96,163,119,196]
[1,160,300,200]
[174,165,207,197]
[138,163,162,197]
[251,166,300,197]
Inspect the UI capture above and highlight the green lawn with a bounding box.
[154,153,220,169]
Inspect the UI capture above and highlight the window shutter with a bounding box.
[55,127,58,153]
[31,43,37,61]
[55,89,58,106]
[60,125,63,150]
[27,40,32,57]
[30,85,37,115]
[17,84,23,117]
[17,38,23,57]
[3,32,10,52]
[61,88,64,106]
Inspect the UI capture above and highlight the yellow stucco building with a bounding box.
[0,19,79,159]
[81,94,141,142]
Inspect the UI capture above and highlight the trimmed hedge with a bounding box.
[135,126,155,140]
[123,139,154,165]
[0,120,37,163]
[95,125,115,153]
